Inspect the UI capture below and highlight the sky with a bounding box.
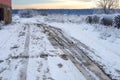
[12,0,96,9]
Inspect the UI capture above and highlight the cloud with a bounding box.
[13,1,94,9]
[12,0,95,9]
[12,0,62,5]
[12,0,93,5]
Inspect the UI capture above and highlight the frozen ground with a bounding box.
[44,14,120,79]
[0,14,120,80]
[0,18,86,80]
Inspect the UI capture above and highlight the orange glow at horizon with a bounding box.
[13,1,95,9]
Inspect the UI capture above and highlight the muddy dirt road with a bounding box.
[0,23,112,80]
[36,23,112,80]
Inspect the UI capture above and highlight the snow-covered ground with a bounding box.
[0,14,120,80]
[44,14,120,79]
[0,16,86,80]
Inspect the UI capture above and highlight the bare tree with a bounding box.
[97,0,119,14]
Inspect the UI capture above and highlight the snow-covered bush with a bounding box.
[113,15,120,29]
[40,11,48,16]
[85,15,100,24]
[18,10,35,18]
[45,14,84,23]
[92,15,100,24]
[86,16,93,24]
[100,17,113,26]
[85,15,120,27]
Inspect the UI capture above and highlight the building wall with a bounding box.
[0,4,12,24]
[0,0,11,7]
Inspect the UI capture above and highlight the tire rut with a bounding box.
[18,24,30,80]
[36,23,111,80]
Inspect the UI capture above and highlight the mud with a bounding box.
[37,23,111,80]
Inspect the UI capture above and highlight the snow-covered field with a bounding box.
[44,14,120,79]
[0,14,120,80]
[0,16,86,80]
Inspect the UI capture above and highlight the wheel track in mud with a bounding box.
[0,24,30,80]
[0,24,54,80]
[36,23,112,80]
[0,23,113,80]
[18,24,30,80]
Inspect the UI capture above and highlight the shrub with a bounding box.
[40,11,48,16]
[86,15,100,24]
[100,17,113,26]
[86,16,93,24]
[113,15,120,29]
[18,10,34,18]
[92,15,100,24]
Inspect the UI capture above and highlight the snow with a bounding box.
[27,24,86,80]
[44,14,120,79]
[0,23,25,60]
[1,14,120,80]
[48,56,86,80]
[0,17,86,80]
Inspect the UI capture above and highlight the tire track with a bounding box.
[26,25,52,80]
[0,24,30,80]
[36,23,111,80]
[18,24,30,80]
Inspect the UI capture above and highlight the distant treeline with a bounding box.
[12,9,120,15]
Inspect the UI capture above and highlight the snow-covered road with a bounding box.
[0,14,120,80]
[37,23,111,80]
[0,23,86,80]
[0,21,113,80]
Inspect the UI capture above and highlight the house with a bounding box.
[0,0,12,24]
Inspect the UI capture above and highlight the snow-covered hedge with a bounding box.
[100,17,113,26]
[45,14,85,23]
[92,15,100,24]
[85,14,120,29]
[85,15,100,24]
[18,10,36,18]
[44,14,120,29]
[86,16,92,23]
[113,15,120,29]
[39,11,48,16]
